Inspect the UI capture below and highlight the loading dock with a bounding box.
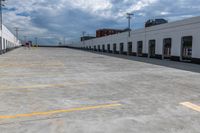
[98,45,101,52]
[0,37,2,54]
[82,17,200,64]
[3,39,6,53]
[163,38,172,59]
[120,43,124,54]
[137,41,143,56]
[127,42,133,56]
[102,45,105,52]
[107,44,111,53]
[181,36,193,61]
[94,46,97,51]
[113,43,117,54]
[149,40,156,58]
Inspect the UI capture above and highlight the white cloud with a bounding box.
[131,0,158,11]
[63,0,113,18]
[115,0,158,19]
[67,0,112,11]
[160,12,170,15]
[3,0,200,45]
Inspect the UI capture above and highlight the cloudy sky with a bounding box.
[3,0,200,45]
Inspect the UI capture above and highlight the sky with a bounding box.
[3,0,200,45]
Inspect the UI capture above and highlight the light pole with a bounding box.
[0,0,5,53]
[14,27,24,47]
[35,37,38,47]
[63,36,66,46]
[127,13,134,37]
[0,0,5,31]
[24,36,27,45]
[14,27,21,44]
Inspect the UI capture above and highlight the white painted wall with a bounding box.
[0,25,21,51]
[81,16,200,59]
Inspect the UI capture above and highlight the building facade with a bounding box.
[96,29,124,38]
[80,16,200,64]
[0,25,21,54]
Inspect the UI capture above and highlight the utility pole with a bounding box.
[63,36,65,46]
[13,27,24,45]
[35,37,38,47]
[24,36,27,45]
[82,31,86,46]
[15,27,19,39]
[82,31,86,37]
[127,13,134,37]
[14,27,19,44]
[14,27,19,39]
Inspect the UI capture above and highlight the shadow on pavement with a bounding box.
[84,50,200,73]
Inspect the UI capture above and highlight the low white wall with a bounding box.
[0,25,21,51]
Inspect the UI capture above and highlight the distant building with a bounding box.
[96,29,125,38]
[145,18,168,27]
[81,36,96,41]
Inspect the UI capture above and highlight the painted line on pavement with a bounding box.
[0,81,88,90]
[180,102,200,112]
[0,103,122,119]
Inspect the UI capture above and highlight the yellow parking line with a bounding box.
[0,84,58,90]
[18,84,65,89]
[0,82,87,90]
[0,62,64,68]
[0,73,65,78]
[180,102,200,112]
[0,103,122,119]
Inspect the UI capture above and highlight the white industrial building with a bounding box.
[0,25,21,54]
[80,16,200,64]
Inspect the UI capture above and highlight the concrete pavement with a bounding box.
[0,47,199,133]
